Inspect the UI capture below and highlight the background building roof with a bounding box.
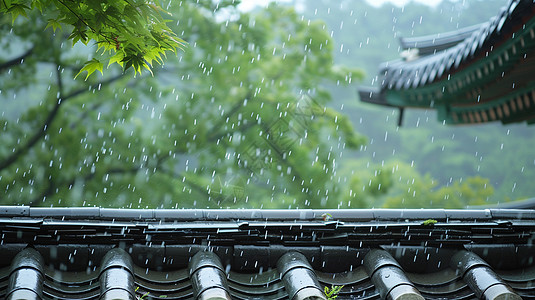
[359,0,535,125]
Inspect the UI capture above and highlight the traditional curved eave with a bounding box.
[359,0,535,125]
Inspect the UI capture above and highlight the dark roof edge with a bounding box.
[358,86,391,106]
[0,206,534,221]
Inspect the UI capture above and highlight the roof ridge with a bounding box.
[399,22,485,54]
[0,206,534,220]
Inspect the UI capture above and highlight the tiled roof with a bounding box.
[359,0,535,125]
[0,207,534,299]
[398,23,482,57]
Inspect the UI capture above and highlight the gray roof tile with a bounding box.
[0,207,534,299]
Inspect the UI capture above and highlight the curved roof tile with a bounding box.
[0,207,534,299]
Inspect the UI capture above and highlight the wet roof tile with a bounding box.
[0,207,534,299]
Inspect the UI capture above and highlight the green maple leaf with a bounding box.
[108,52,125,68]
[75,58,104,81]
[7,3,30,24]
[45,18,62,32]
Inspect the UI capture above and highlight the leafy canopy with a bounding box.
[1,0,185,78]
[0,1,366,209]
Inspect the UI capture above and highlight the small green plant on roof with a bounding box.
[136,287,168,299]
[136,287,150,300]
[324,285,344,300]
[322,213,333,221]
[422,219,438,226]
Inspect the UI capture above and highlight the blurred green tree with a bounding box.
[0,1,366,208]
[339,160,494,209]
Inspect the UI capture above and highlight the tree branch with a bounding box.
[0,47,33,72]
[55,0,115,44]
[0,73,126,171]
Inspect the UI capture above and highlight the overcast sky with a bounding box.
[366,0,443,6]
[238,0,442,11]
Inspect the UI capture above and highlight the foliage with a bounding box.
[422,219,437,226]
[146,3,365,208]
[322,213,333,221]
[135,287,150,300]
[340,161,394,208]
[338,160,495,209]
[324,285,344,300]
[381,162,494,208]
[0,0,185,77]
[0,1,364,208]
